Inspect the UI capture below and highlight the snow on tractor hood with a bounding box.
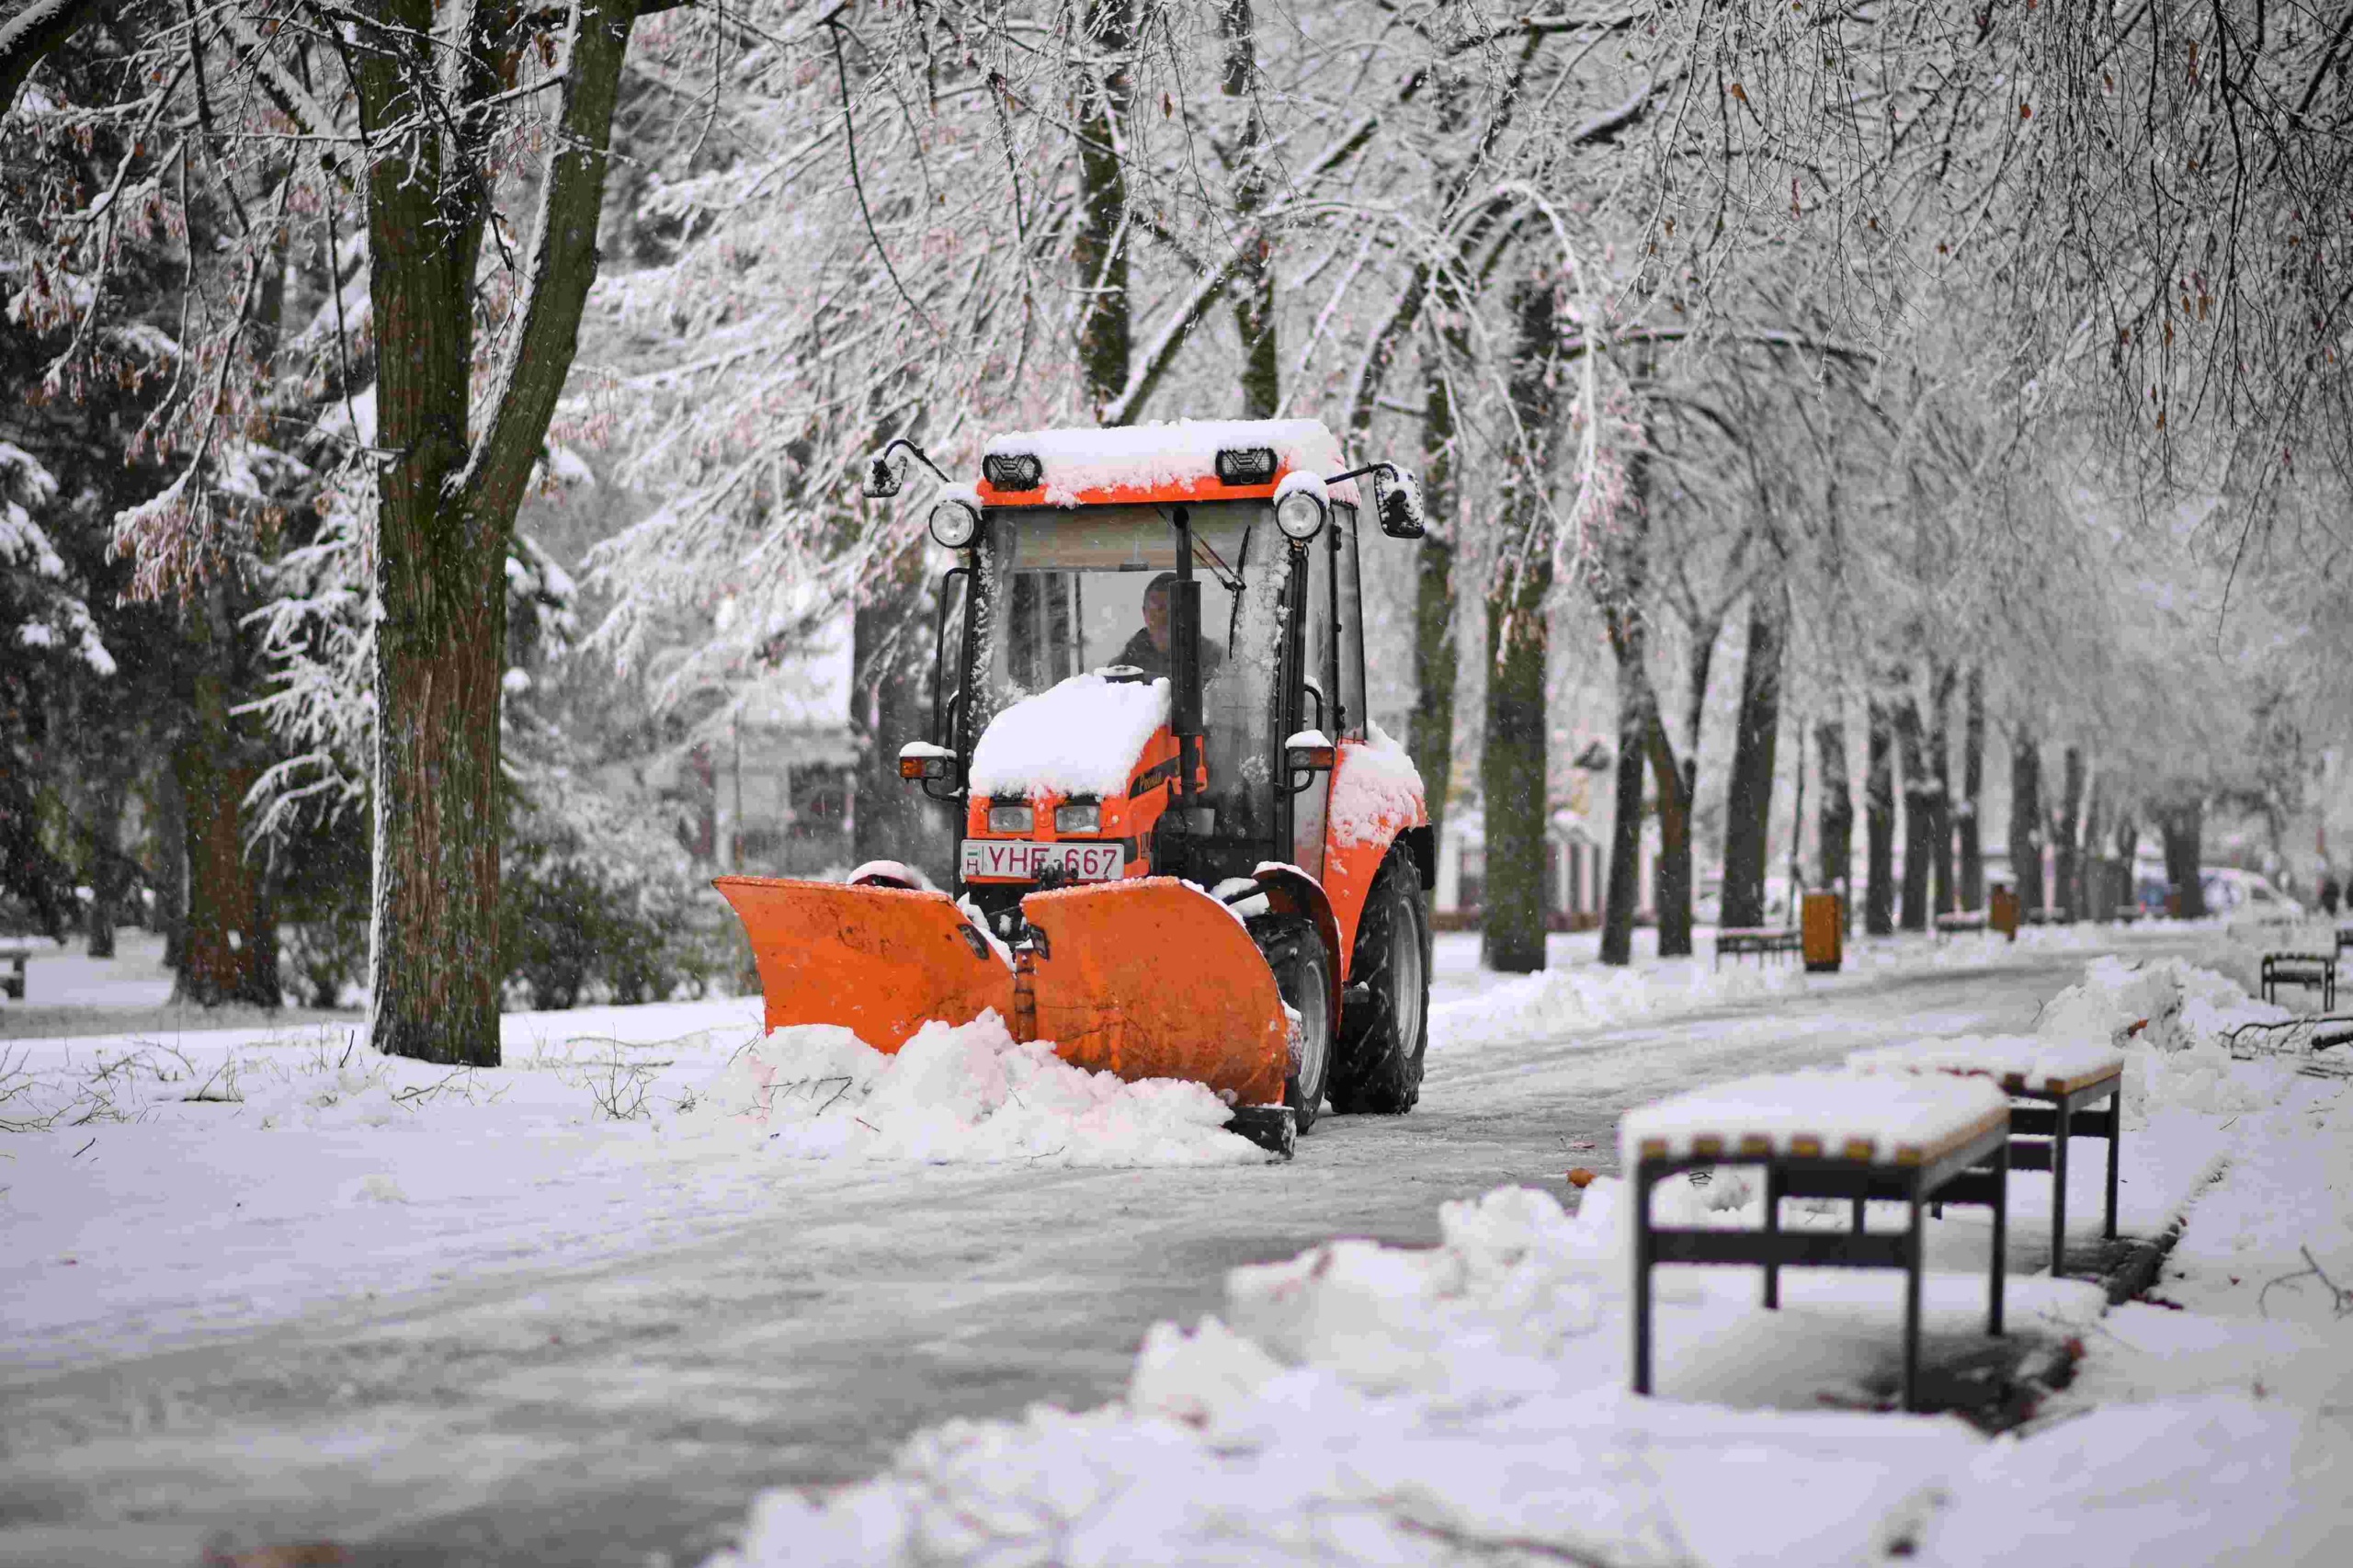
[982,419,1360,507]
[969,673,1171,801]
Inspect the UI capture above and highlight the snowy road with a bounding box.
[0,937,2210,1567]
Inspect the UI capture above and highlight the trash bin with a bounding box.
[1802,891,1844,972]
[1989,882,2020,941]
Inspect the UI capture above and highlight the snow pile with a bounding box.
[983,418,1357,506]
[680,1013,1263,1167]
[1620,1070,2009,1165]
[708,1176,2342,1568]
[969,672,1170,801]
[1432,955,1806,1050]
[1326,718,1425,848]
[2033,953,2286,1054]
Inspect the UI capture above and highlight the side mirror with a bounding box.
[1375,465,1426,539]
[862,447,910,499]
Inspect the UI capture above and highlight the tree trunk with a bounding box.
[853,533,934,873]
[153,756,186,965]
[1479,277,1563,974]
[2161,800,2207,917]
[1927,664,1956,916]
[1219,0,1278,418]
[2008,732,2043,915]
[1958,666,1984,909]
[1816,718,1854,919]
[1864,699,1895,936]
[1893,692,1930,933]
[1601,647,1650,967]
[1076,0,1135,417]
[1646,720,1695,957]
[1405,336,1461,854]
[84,764,124,959]
[2051,745,2086,922]
[360,0,640,1065]
[1483,564,1550,972]
[173,601,277,1007]
[1721,585,1785,929]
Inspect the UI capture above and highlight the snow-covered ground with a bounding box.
[4,919,2346,1564]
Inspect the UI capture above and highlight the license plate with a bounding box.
[960,840,1126,882]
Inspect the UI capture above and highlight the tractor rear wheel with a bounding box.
[1249,913,1333,1134]
[1329,858,1429,1115]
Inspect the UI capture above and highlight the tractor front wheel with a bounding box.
[1329,858,1430,1115]
[1249,913,1333,1134]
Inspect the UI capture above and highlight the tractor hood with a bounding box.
[968,672,1171,802]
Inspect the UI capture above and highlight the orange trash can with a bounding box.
[1989,883,2020,941]
[1802,891,1844,972]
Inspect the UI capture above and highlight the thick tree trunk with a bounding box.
[361,0,639,1064]
[1927,665,1956,915]
[173,607,277,1007]
[1646,722,1695,957]
[2052,745,2086,921]
[1892,693,1930,932]
[1076,0,1135,417]
[1405,337,1461,853]
[2161,800,2207,917]
[1958,666,1985,909]
[1483,564,1550,972]
[1721,586,1785,929]
[2008,733,2043,915]
[1816,718,1854,918]
[1864,699,1895,936]
[1479,277,1563,974]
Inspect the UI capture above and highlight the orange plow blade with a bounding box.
[713,877,1008,1051]
[1020,878,1290,1108]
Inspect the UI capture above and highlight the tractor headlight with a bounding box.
[928,496,980,550]
[1276,485,1327,541]
[987,803,1034,834]
[1053,801,1100,835]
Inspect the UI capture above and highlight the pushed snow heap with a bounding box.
[969,672,1171,801]
[981,418,1359,508]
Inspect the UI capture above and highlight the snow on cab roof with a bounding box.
[979,418,1359,507]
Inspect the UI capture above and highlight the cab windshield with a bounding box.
[969,502,1291,841]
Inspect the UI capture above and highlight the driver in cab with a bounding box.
[1114,571,1223,680]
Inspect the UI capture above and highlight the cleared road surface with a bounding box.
[0,940,2192,1567]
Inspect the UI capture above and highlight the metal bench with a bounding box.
[2261,951,2337,1012]
[1933,911,1989,938]
[1713,926,1803,969]
[0,938,34,1002]
[2336,926,2353,962]
[1622,1072,2012,1412]
[1849,1041,2125,1278]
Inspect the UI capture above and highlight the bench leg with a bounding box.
[2103,1086,2122,1242]
[1989,1137,2008,1337]
[1903,1190,1925,1413]
[1763,1165,1782,1310]
[1852,1192,1866,1233]
[2050,1098,2072,1277]
[1632,1172,1656,1396]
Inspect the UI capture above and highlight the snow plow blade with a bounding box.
[714,877,1006,1051]
[1020,879,1290,1110]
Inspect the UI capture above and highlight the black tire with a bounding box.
[1248,913,1334,1135]
[1328,858,1430,1115]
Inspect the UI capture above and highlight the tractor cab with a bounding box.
[716,419,1434,1156]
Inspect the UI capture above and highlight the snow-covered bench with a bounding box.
[1848,1038,2127,1278]
[2260,951,2338,1013]
[1933,911,1988,937]
[0,938,33,1002]
[1621,1071,2012,1412]
[1712,927,1802,969]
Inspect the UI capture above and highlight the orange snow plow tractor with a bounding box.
[715,420,1437,1156]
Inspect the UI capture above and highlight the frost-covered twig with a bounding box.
[2258,1247,2353,1320]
